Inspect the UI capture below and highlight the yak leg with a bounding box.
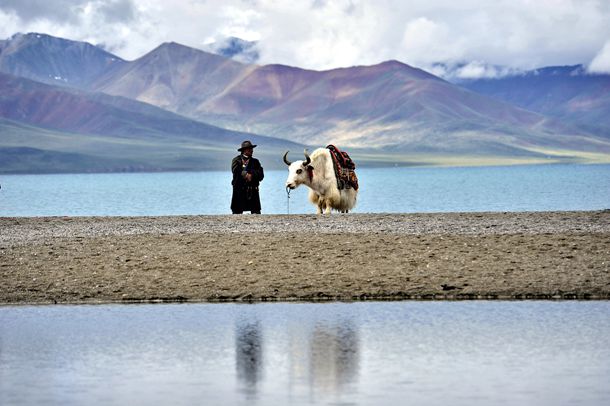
[324,202,332,214]
[310,192,323,215]
[317,200,324,215]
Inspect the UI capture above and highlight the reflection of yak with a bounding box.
[235,321,263,394]
[309,322,359,393]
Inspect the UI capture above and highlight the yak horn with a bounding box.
[303,149,311,166]
[283,151,292,166]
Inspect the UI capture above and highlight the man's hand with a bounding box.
[245,173,253,182]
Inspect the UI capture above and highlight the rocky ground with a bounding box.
[1,211,609,304]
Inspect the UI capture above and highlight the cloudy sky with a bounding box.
[1,0,610,77]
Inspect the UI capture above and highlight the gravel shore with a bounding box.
[1,211,609,304]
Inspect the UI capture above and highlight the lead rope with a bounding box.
[286,186,291,214]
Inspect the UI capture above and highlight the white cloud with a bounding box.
[454,62,524,80]
[1,0,610,71]
[253,1,393,69]
[217,6,261,41]
[426,61,525,81]
[455,62,490,79]
[401,17,464,66]
[588,39,610,74]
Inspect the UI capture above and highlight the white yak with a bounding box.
[284,148,358,214]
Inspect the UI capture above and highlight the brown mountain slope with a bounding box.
[0,73,305,173]
[93,42,256,112]
[92,47,609,155]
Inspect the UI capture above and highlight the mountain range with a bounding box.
[455,65,610,137]
[0,34,302,172]
[0,71,303,173]
[1,32,609,173]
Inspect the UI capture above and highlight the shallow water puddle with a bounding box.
[1,301,609,405]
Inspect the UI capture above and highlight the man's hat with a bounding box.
[238,140,257,151]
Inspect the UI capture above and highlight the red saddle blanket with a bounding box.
[326,145,359,190]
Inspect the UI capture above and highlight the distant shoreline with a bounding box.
[1,211,609,304]
[2,156,610,176]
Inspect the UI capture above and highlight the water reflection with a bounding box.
[1,302,609,406]
[234,314,360,403]
[309,322,359,395]
[235,320,263,398]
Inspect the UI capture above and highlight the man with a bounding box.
[231,140,264,214]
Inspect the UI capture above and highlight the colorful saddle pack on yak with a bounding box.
[326,145,359,191]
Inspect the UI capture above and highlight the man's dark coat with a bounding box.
[231,155,264,213]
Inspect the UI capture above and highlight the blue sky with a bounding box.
[1,0,610,76]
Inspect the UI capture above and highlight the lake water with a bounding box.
[1,164,609,216]
[1,301,609,406]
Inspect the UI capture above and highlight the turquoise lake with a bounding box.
[1,164,609,216]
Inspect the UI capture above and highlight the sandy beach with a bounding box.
[1,211,609,304]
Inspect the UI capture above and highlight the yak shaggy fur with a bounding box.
[285,148,358,214]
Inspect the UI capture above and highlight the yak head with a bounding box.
[284,149,313,189]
